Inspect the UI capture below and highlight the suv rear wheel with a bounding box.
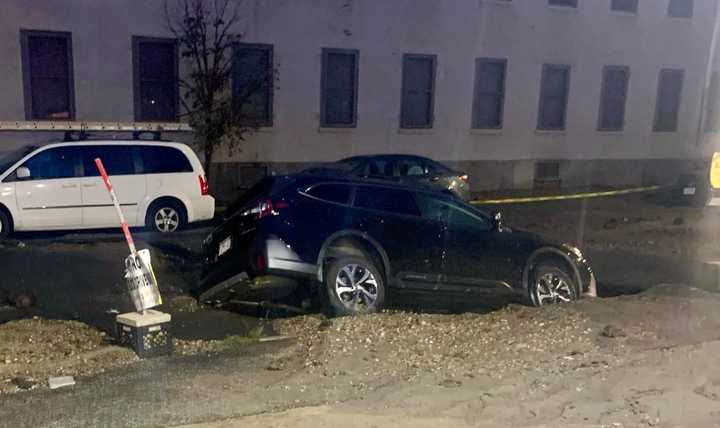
[146,200,186,233]
[528,262,578,306]
[325,256,385,316]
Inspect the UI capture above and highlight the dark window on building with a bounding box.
[653,69,684,132]
[668,0,693,18]
[81,146,136,177]
[133,37,178,122]
[233,43,274,127]
[705,72,720,132]
[549,0,578,7]
[306,184,352,205]
[537,64,571,130]
[20,30,75,120]
[354,186,420,216]
[400,54,436,128]
[535,161,560,181]
[598,66,630,131]
[321,48,359,127]
[139,146,193,174]
[472,58,507,129]
[611,0,638,13]
[23,147,79,180]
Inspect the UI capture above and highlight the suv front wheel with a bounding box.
[325,256,385,316]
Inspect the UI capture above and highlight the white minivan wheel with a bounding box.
[146,200,186,233]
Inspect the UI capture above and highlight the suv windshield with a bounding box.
[0,146,37,174]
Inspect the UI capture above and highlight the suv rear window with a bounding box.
[305,184,352,204]
[354,186,420,216]
[140,146,193,174]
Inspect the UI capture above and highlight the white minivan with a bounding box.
[0,140,215,236]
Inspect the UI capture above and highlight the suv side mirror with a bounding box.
[16,166,31,180]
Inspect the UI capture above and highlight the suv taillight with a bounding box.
[249,198,289,219]
[199,175,209,195]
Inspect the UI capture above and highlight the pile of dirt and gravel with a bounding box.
[275,304,623,388]
[0,317,136,394]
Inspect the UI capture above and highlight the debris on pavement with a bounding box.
[48,376,76,390]
[0,318,136,395]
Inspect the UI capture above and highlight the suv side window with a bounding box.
[354,186,420,216]
[416,193,491,230]
[305,184,352,205]
[22,147,79,180]
[140,146,193,174]
[81,145,135,176]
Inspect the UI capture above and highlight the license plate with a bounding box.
[218,237,232,257]
[683,187,696,195]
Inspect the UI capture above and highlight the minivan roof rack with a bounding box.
[0,121,193,142]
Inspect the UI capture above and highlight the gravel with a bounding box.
[275,304,620,387]
[0,317,136,395]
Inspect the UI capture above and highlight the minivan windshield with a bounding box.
[0,145,37,174]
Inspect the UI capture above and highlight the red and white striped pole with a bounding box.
[95,158,137,256]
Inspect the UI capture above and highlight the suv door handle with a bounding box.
[61,184,77,189]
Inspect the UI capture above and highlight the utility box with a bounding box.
[116,310,173,358]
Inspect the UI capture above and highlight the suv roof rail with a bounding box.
[0,121,193,142]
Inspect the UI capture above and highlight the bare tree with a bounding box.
[165,0,275,182]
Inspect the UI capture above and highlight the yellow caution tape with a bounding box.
[470,185,661,205]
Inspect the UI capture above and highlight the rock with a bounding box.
[604,218,619,230]
[439,378,462,388]
[12,377,37,390]
[168,296,198,313]
[673,217,685,226]
[601,325,626,338]
[12,292,36,309]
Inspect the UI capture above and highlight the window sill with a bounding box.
[481,0,514,6]
[535,129,566,136]
[611,10,638,17]
[398,128,435,135]
[548,5,578,13]
[469,128,503,135]
[651,130,679,135]
[596,129,624,134]
[318,127,357,134]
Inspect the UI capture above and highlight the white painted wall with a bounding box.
[0,0,718,165]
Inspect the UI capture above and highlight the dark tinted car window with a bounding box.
[415,193,451,221]
[354,186,420,216]
[140,146,193,174]
[397,159,428,177]
[23,147,78,180]
[447,204,492,231]
[416,193,491,230]
[306,184,351,204]
[82,145,135,176]
[364,159,393,177]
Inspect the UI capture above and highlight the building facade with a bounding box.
[1,0,719,197]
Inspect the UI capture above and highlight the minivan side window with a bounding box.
[305,184,352,205]
[140,146,193,174]
[22,147,78,180]
[81,146,135,176]
[354,186,420,216]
